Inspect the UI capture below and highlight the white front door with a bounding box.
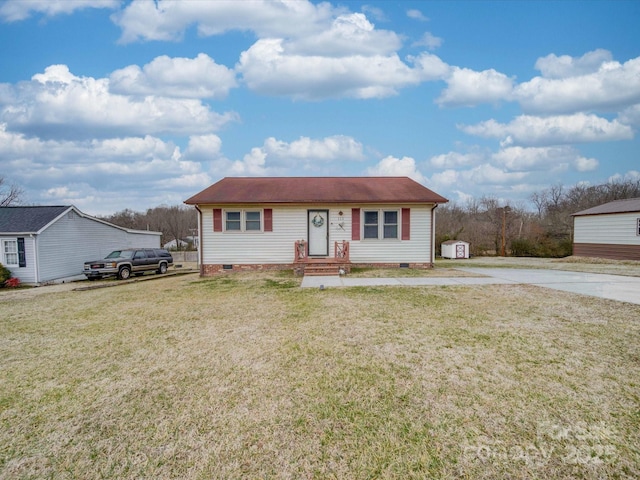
[308,210,329,256]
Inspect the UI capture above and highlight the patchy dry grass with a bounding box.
[1,269,639,479]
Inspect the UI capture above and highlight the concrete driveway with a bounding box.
[301,268,640,306]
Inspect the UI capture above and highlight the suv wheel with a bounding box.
[118,266,131,280]
[157,262,168,274]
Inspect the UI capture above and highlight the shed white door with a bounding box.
[456,244,466,258]
[308,210,329,256]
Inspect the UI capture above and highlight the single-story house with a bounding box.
[441,240,470,259]
[0,205,162,285]
[572,197,640,261]
[184,177,448,275]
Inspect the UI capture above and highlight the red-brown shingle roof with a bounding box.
[185,177,448,205]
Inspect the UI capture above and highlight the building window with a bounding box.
[383,211,398,239]
[245,211,261,231]
[3,240,18,266]
[363,211,379,239]
[637,218,640,236]
[225,211,242,231]
[225,210,262,232]
[363,210,399,239]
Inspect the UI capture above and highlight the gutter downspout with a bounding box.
[194,205,203,276]
[431,204,438,267]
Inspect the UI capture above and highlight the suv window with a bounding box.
[144,249,156,258]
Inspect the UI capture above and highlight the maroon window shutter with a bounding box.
[213,209,222,232]
[264,209,273,232]
[402,208,410,240]
[351,208,360,240]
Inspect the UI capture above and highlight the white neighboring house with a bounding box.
[441,240,470,259]
[185,177,448,275]
[0,205,162,285]
[163,236,199,250]
[572,197,640,261]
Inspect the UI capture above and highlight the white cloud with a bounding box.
[0,65,238,140]
[608,170,640,183]
[0,123,212,215]
[619,104,640,126]
[110,54,237,99]
[226,135,365,174]
[237,39,446,100]
[112,0,338,43]
[0,0,118,22]
[286,13,401,57]
[230,148,272,176]
[406,9,428,21]
[437,67,514,107]
[412,32,443,51]
[429,151,483,169]
[461,113,634,146]
[184,134,224,161]
[366,156,425,182]
[534,49,613,79]
[515,54,640,114]
[492,146,598,172]
[263,135,365,162]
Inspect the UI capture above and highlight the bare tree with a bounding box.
[0,176,23,207]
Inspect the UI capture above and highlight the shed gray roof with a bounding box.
[0,205,71,233]
[573,197,640,216]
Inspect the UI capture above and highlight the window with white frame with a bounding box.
[383,211,398,239]
[225,210,262,232]
[363,210,399,239]
[637,218,640,236]
[3,239,18,266]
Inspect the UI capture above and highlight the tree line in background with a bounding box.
[436,178,640,257]
[2,175,639,257]
[98,205,197,251]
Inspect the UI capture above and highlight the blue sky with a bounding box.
[1,0,639,215]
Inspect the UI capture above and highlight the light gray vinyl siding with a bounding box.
[574,212,640,245]
[200,204,433,264]
[36,209,160,283]
[1,236,37,284]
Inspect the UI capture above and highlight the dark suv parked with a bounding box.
[84,248,173,280]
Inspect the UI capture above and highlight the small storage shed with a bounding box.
[441,240,470,259]
[0,205,162,284]
[572,197,640,261]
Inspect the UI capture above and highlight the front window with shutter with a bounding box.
[2,240,18,266]
[362,210,400,240]
[222,210,265,232]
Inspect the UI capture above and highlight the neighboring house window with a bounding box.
[224,210,262,232]
[2,239,18,266]
[363,210,399,239]
[637,218,640,236]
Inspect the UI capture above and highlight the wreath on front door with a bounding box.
[312,214,325,228]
